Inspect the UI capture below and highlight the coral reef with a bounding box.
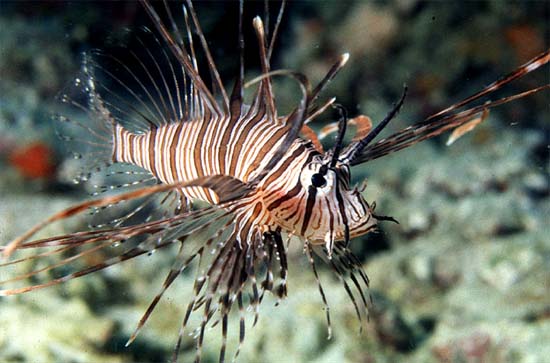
[1,2,547,362]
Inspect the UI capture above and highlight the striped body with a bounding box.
[113,113,377,243]
[113,113,290,204]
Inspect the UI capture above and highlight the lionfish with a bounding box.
[1,1,549,362]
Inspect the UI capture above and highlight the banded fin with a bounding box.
[350,50,550,165]
[0,203,232,296]
[2,175,250,259]
[309,241,371,333]
[446,108,489,146]
[162,228,293,363]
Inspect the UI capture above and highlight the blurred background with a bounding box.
[0,1,548,362]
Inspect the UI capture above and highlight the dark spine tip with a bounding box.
[345,85,408,164]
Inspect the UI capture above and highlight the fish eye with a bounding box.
[311,173,327,188]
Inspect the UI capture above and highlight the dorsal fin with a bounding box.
[229,0,245,118]
[267,0,286,62]
[349,50,550,165]
[253,16,277,121]
[140,0,222,116]
[184,0,230,114]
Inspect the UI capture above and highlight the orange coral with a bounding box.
[8,142,57,179]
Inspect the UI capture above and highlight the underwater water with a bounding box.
[0,1,548,362]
